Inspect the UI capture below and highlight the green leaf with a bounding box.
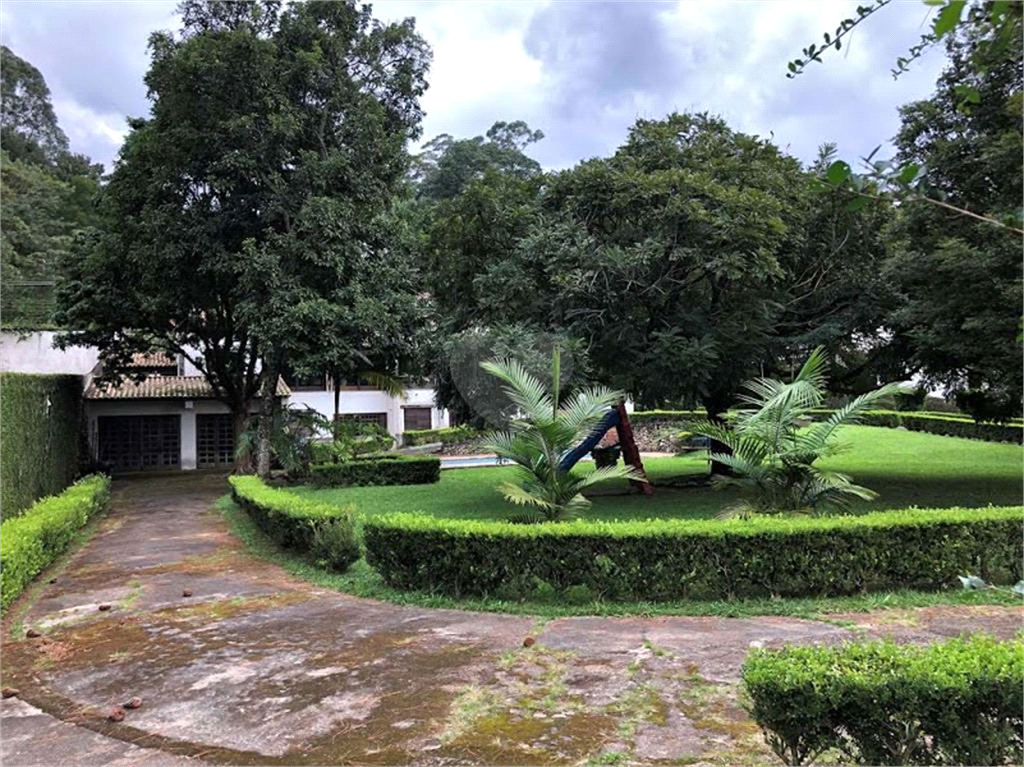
[844,196,871,213]
[933,1,966,38]
[896,163,921,185]
[824,160,852,186]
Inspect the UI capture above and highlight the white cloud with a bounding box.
[0,0,949,173]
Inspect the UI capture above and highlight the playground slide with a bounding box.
[558,408,620,472]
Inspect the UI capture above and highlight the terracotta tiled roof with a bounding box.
[85,375,291,400]
[128,352,177,367]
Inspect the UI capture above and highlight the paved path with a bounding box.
[2,474,1020,766]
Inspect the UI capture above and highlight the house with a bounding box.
[0,331,450,473]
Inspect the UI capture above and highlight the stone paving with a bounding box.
[2,474,1020,766]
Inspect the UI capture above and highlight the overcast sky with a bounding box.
[0,0,948,175]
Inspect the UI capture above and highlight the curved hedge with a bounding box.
[229,476,360,571]
[743,635,1024,766]
[0,474,110,612]
[0,373,84,517]
[363,507,1023,601]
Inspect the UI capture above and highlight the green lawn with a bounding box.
[292,426,1023,522]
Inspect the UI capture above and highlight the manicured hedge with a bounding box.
[308,456,440,487]
[742,635,1024,766]
[402,425,480,447]
[628,408,1023,443]
[229,476,359,571]
[0,474,110,612]
[362,507,1023,600]
[0,373,84,517]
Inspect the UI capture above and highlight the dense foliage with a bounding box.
[54,0,432,473]
[0,474,110,612]
[363,506,1022,601]
[743,635,1024,766]
[0,373,84,517]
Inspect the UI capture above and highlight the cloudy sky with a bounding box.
[1,0,948,174]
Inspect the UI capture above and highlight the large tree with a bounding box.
[55,0,431,472]
[883,3,1022,419]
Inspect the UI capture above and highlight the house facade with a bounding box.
[0,331,450,473]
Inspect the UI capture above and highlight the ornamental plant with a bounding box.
[480,349,641,521]
[697,347,901,516]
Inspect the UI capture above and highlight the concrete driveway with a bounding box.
[2,474,1020,766]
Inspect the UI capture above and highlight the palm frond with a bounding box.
[358,370,406,398]
[570,464,644,492]
[480,357,554,423]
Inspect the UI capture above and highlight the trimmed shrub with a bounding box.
[624,408,1023,443]
[402,425,480,447]
[0,474,110,612]
[742,635,1024,766]
[308,456,440,487]
[806,409,1023,443]
[229,475,359,571]
[0,373,84,517]
[362,506,1023,600]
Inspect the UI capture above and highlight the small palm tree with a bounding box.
[697,348,901,517]
[480,350,643,521]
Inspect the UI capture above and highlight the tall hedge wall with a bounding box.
[0,373,84,518]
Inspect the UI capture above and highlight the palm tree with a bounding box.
[480,349,643,521]
[696,347,902,517]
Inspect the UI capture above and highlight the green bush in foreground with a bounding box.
[0,474,110,612]
[742,635,1024,766]
[362,506,1022,600]
[308,456,440,487]
[229,475,359,571]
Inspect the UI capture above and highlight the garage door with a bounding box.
[403,407,432,431]
[196,414,235,467]
[98,415,180,473]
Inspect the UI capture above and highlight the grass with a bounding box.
[217,494,1021,619]
[290,426,1022,522]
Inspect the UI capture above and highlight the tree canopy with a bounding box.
[55,0,432,469]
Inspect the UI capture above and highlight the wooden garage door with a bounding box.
[98,415,180,473]
[196,414,235,467]
[403,407,432,431]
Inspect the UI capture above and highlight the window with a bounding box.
[403,407,432,431]
[337,412,388,430]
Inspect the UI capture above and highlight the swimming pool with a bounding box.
[439,455,506,469]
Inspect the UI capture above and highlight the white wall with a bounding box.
[286,387,447,436]
[0,331,99,375]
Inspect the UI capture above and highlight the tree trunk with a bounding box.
[256,362,281,480]
[703,392,734,477]
[232,408,253,473]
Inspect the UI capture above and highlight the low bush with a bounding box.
[807,409,1023,443]
[0,474,110,612]
[362,506,1022,600]
[402,425,480,447]
[742,635,1024,766]
[229,475,359,571]
[625,408,1023,443]
[308,456,440,487]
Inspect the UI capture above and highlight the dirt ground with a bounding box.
[2,474,1020,766]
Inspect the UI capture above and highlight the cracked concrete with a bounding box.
[2,473,1020,766]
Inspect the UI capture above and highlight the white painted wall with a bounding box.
[286,387,447,436]
[0,331,99,374]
